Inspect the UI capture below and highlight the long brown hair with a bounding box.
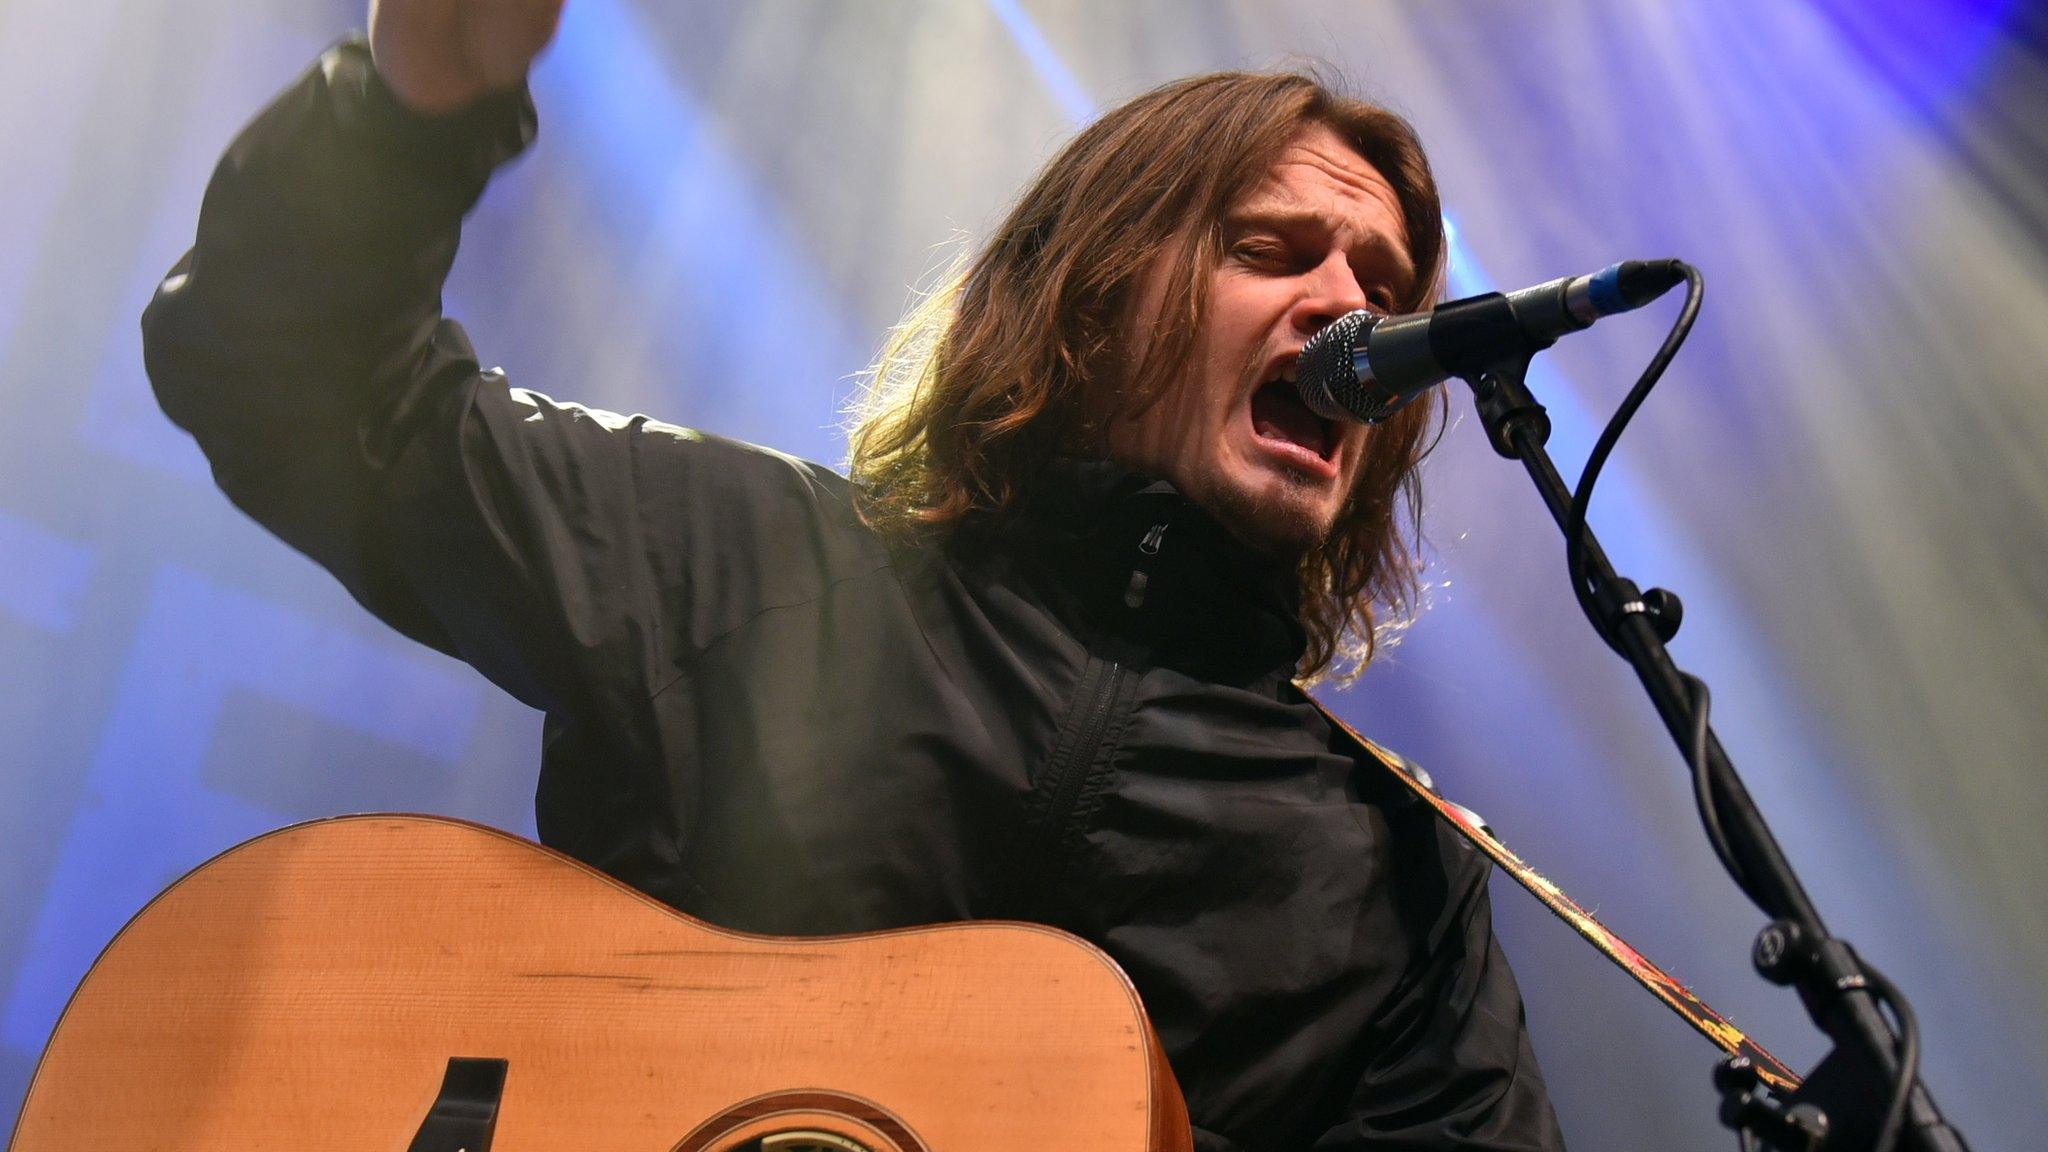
[848,69,1448,683]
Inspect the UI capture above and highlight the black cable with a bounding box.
[1548,260,1933,1147]
[1866,960,1922,1152]
[1554,260,1932,1151]
[1682,673,1746,890]
[1564,263,1705,650]
[1555,264,1766,901]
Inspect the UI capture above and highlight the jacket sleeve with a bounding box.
[1315,855,1568,1152]
[142,39,871,718]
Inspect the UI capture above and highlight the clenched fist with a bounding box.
[369,0,565,115]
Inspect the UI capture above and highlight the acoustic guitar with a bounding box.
[8,814,1192,1152]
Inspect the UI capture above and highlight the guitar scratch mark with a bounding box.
[514,972,771,992]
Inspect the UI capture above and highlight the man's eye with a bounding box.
[1232,240,1291,266]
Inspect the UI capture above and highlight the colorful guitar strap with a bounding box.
[1307,694,1800,1093]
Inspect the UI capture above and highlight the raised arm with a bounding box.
[140,7,543,682]
[367,0,563,116]
[146,0,875,722]
[150,2,812,723]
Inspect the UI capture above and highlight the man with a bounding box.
[142,1,1567,1147]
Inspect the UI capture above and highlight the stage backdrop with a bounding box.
[2,0,2044,1146]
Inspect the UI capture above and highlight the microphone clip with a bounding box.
[1466,354,1552,460]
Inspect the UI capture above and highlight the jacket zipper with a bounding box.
[1045,515,1165,835]
[1015,654,1125,914]
[1043,656,1124,838]
[1016,514,1163,910]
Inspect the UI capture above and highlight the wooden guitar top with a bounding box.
[9,814,1191,1151]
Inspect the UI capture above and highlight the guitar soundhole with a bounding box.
[671,1089,928,1152]
[751,1134,873,1152]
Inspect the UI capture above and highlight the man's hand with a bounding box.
[368,0,565,116]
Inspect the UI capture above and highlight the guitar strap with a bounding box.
[1305,692,1800,1093]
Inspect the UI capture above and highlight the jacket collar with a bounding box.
[987,457,1308,685]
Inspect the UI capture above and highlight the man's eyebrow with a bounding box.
[1225,206,1417,282]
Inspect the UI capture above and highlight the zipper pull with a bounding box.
[1125,522,1170,608]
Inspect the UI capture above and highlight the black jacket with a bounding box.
[142,41,1566,1152]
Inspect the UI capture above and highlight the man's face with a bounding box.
[1107,122,1416,557]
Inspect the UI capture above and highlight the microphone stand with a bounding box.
[1452,330,1970,1152]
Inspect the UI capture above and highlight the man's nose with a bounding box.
[1293,251,1370,335]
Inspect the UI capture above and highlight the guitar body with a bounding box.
[8,814,1191,1151]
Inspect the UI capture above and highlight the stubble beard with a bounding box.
[1207,463,1332,560]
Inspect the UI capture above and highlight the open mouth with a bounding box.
[1249,371,1336,467]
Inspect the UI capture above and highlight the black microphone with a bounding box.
[1296,259,1686,424]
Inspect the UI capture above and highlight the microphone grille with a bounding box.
[1296,310,1383,423]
